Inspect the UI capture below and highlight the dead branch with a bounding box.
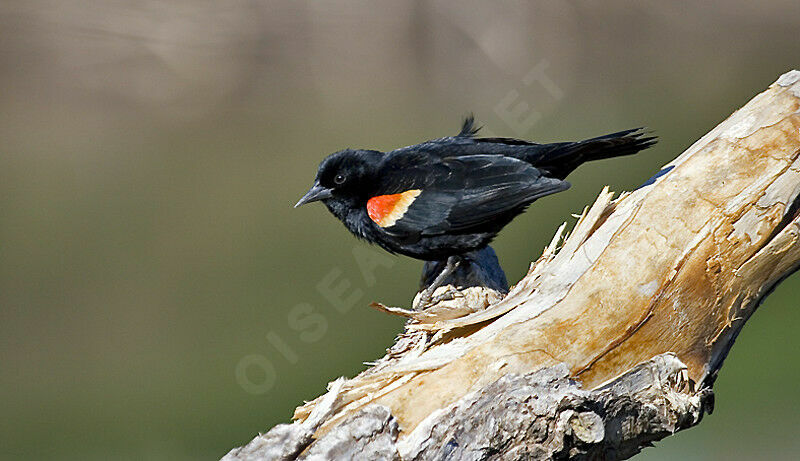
[224,70,800,460]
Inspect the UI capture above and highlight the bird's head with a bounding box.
[294,149,383,208]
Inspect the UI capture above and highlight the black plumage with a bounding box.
[296,116,656,262]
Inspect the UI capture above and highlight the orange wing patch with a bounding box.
[367,189,422,227]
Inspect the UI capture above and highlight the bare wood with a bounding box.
[225,354,710,460]
[224,70,800,460]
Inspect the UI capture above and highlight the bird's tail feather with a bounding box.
[529,128,657,179]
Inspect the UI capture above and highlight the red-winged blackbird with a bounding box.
[296,117,655,302]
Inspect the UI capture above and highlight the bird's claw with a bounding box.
[430,287,462,304]
[419,286,464,309]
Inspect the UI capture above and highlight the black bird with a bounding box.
[295,117,655,304]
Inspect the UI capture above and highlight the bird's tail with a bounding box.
[528,128,657,179]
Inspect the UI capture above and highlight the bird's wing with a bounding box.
[367,154,569,238]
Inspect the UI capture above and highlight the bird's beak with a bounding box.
[294,183,333,208]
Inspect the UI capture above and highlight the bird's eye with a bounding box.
[334,174,346,185]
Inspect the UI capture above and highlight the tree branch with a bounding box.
[224,70,800,460]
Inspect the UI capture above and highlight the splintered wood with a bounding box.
[224,72,800,460]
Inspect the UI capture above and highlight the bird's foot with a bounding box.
[428,286,464,306]
[415,256,461,310]
[414,287,437,310]
[415,287,461,310]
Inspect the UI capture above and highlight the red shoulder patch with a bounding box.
[367,189,421,227]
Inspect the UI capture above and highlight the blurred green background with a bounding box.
[1,1,799,459]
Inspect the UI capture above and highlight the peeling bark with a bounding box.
[224,70,800,460]
[224,355,710,460]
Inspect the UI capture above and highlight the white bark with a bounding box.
[224,70,800,460]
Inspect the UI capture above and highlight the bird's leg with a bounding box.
[416,255,461,309]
